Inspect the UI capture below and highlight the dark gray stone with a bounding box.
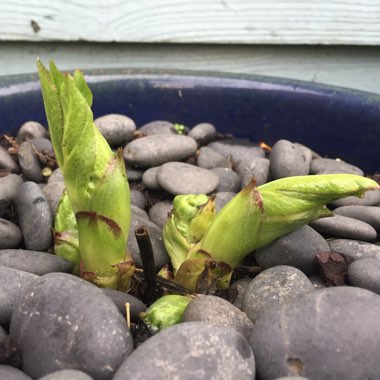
[16,121,48,143]
[94,114,136,146]
[123,135,197,167]
[42,181,65,216]
[101,288,146,322]
[188,123,217,145]
[0,266,38,327]
[182,295,253,338]
[348,258,380,294]
[241,265,313,324]
[113,322,255,380]
[38,369,93,380]
[18,141,43,183]
[0,146,20,173]
[141,166,163,190]
[215,191,235,211]
[10,272,133,380]
[310,157,364,175]
[333,205,380,230]
[249,287,380,380]
[15,182,53,251]
[130,189,146,210]
[47,168,63,184]
[329,189,380,207]
[148,201,172,229]
[229,278,252,309]
[0,218,22,249]
[138,120,176,135]
[210,167,241,193]
[236,157,270,187]
[157,162,219,195]
[197,146,226,169]
[328,238,380,261]
[30,137,55,158]
[0,249,73,275]
[0,324,7,344]
[269,139,310,180]
[125,166,143,182]
[0,365,32,380]
[255,226,329,275]
[0,174,24,203]
[309,214,377,242]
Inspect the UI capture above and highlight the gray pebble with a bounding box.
[130,189,146,209]
[125,166,143,182]
[94,114,136,146]
[236,157,270,187]
[269,139,310,180]
[249,287,380,380]
[0,365,32,380]
[15,181,53,251]
[47,168,63,184]
[16,121,48,143]
[157,162,219,195]
[229,278,252,309]
[309,214,377,242]
[113,322,255,380]
[255,225,330,275]
[215,192,236,211]
[38,369,93,380]
[148,201,172,229]
[210,167,241,192]
[30,137,54,158]
[294,142,317,160]
[328,238,380,261]
[123,135,197,167]
[188,123,217,146]
[310,157,364,175]
[0,218,22,249]
[10,272,133,380]
[141,166,163,190]
[197,146,226,169]
[182,295,253,338]
[18,141,43,183]
[138,120,176,135]
[0,146,20,173]
[241,265,313,324]
[42,181,65,216]
[0,249,73,275]
[208,138,265,165]
[333,205,380,230]
[0,266,38,327]
[329,189,380,207]
[101,288,146,322]
[348,258,380,294]
[0,173,24,203]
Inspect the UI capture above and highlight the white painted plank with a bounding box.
[1,42,380,93]
[0,0,379,45]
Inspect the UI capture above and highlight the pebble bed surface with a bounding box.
[0,117,379,379]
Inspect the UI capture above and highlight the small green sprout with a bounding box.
[173,123,186,134]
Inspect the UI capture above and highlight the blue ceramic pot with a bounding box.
[1,69,379,173]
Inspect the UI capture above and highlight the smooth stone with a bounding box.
[0,324,6,343]
[123,135,197,167]
[0,365,32,380]
[310,157,364,175]
[113,322,255,380]
[236,157,270,187]
[308,275,327,289]
[38,369,94,380]
[333,205,380,230]
[0,146,20,173]
[101,288,146,322]
[130,189,146,209]
[157,162,219,195]
[294,142,317,160]
[241,265,313,324]
[255,226,330,276]
[128,206,169,270]
[197,146,226,169]
[309,214,377,242]
[269,139,310,180]
[208,138,265,165]
[138,120,176,135]
[125,166,143,182]
[148,201,172,229]
[42,181,65,216]
[188,123,217,145]
[47,168,63,184]
[10,273,133,380]
[229,278,252,309]
[29,137,55,158]
[214,191,235,211]
[249,287,380,380]
[0,218,22,249]
[94,114,136,146]
[0,249,73,275]
[15,182,53,251]
[0,174,24,203]
[348,258,380,294]
[182,295,254,338]
[328,238,380,261]
[0,266,38,327]
[16,121,48,143]
[330,189,380,207]
[141,166,163,190]
[18,141,44,183]
[210,167,241,192]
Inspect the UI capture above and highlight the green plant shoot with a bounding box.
[37,59,133,290]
